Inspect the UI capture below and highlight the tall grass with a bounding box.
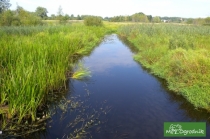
[0,23,111,123]
[118,24,210,111]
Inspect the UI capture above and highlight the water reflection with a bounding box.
[152,75,210,124]
[83,35,136,73]
[78,34,210,139]
[9,34,210,139]
[167,90,210,123]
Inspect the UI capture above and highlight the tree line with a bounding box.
[1,0,210,26]
[107,14,210,25]
[106,13,161,23]
[0,1,103,26]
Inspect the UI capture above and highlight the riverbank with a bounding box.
[0,23,116,126]
[118,24,210,111]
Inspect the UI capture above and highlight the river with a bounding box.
[40,34,210,139]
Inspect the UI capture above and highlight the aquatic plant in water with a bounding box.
[72,63,91,80]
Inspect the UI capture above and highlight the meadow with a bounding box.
[118,24,210,111]
[0,23,116,125]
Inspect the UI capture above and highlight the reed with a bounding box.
[0,23,112,123]
[118,23,210,111]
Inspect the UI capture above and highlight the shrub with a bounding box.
[0,10,14,26]
[17,8,42,26]
[0,8,42,26]
[84,16,103,26]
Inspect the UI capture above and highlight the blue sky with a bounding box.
[9,0,210,18]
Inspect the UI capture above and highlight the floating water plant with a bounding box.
[72,63,91,80]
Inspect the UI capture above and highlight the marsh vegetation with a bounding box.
[1,3,210,137]
[1,0,210,138]
[118,24,210,111]
[0,22,116,136]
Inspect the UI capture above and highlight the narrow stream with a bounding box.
[42,34,210,139]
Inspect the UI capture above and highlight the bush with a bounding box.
[0,8,42,26]
[17,8,42,26]
[0,10,14,26]
[84,16,103,26]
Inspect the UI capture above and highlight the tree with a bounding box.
[132,13,149,22]
[0,6,42,26]
[57,5,63,17]
[17,7,42,26]
[104,17,110,21]
[77,15,81,20]
[64,14,69,19]
[0,0,11,13]
[16,5,24,13]
[84,16,103,26]
[152,16,161,23]
[132,14,139,22]
[0,9,14,26]
[56,10,70,24]
[193,18,205,25]
[35,6,48,19]
[70,14,74,20]
[57,5,66,23]
[205,17,210,24]
[81,15,90,20]
[50,14,56,20]
[147,15,152,22]
[186,18,193,24]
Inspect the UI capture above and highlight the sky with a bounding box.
[9,0,210,18]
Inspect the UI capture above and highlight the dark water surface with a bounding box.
[42,34,210,139]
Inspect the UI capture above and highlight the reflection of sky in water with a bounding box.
[43,34,210,139]
[83,35,136,73]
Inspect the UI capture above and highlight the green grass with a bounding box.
[118,23,210,111]
[0,23,114,123]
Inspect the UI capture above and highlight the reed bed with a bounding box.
[0,23,111,124]
[118,24,210,111]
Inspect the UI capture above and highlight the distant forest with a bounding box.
[105,12,210,25]
[1,1,210,26]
